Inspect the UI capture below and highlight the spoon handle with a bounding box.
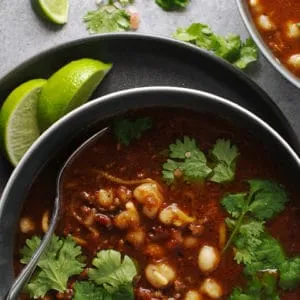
[5,196,60,300]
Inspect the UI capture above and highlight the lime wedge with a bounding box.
[37,0,69,25]
[38,58,112,131]
[0,79,47,166]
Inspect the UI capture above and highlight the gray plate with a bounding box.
[0,33,299,195]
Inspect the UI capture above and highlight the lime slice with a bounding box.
[38,58,112,131]
[0,79,47,166]
[37,0,69,25]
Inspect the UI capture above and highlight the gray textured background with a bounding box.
[0,0,299,134]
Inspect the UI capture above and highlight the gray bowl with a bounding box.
[236,0,300,89]
[0,87,300,298]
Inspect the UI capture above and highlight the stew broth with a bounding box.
[248,0,300,77]
[14,109,300,299]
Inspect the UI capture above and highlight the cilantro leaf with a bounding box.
[279,257,300,290]
[20,235,84,299]
[248,179,288,220]
[162,136,212,184]
[210,139,239,183]
[114,117,152,146]
[169,136,201,159]
[230,273,280,300]
[234,38,259,69]
[234,220,265,264]
[20,235,63,265]
[243,234,286,275]
[155,0,189,10]
[73,281,111,300]
[162,159,182,184]
[83,5,131,34]
[221,193,247,218]
[173,23,258,69]
[88,250,137,296]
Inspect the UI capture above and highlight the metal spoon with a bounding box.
[6,127,109,300]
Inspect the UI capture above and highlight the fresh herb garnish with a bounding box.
[162,137,239,184]
[20,235,84,299]
[222,179,288,253]
[155,0,189,10]
[279,257,300,290]
[73,281,109,300]
[230,273,280,300]
[88,250,137,299]
[173,23,258,69]
[162,136,212,184]
[222,180,300,296]
[210,139,239,183]
[114,117,152,146]
[83,5,131,34]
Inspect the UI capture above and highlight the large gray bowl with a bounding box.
[236,0,300,89]
[0,87,300,299]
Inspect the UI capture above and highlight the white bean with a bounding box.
[198,245,220,273]
[145,262,176,288]
[286,22,300,39]
[257,15,275,31]
[288,54,300,69]
[19,217,35,233]
[134,183,163,218]
[159,204,195,227]
[114,201,140,229]
[200,278,223,299]
[184,290,202,300]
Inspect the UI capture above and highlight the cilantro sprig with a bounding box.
[173,23,258,69]
[162,137,239,184]
[222,180,300,296]
[20,235,85,299]
[114,117,152,146]
[83,5,131,34]
[222,179,288,253]
[155,0,189,10]
[20,238,137,299]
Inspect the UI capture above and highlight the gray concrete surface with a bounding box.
[0,0,299,134]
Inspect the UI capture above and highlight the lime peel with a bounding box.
[0,79,47,166]
[38,58,112,132]
[37,0,69,25]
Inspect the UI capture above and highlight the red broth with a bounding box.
[14,109,300,299]
[248,0,300,77]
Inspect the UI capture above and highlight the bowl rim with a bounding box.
[235,0,300,89]
[1,86,300,297]
[1,86,300,217]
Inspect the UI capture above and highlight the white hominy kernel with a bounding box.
[200,278,223,299]
[286,22,300,39]
[288,54,300,69]
[20,217,35,233]
[42,211,49,233]
[184,290,202,300]
[145,263,176,288]
[257,15,275,31]
[198,245,220,273]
